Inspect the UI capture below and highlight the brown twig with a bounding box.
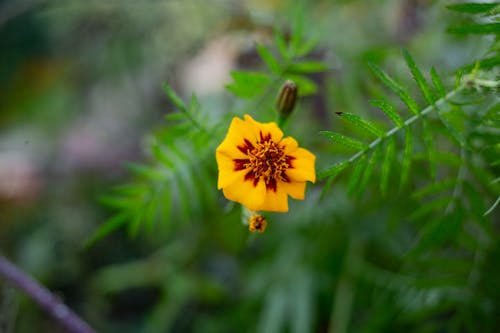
[0,255,96,333]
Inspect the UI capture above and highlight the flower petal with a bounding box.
[287,148,316,183]
[257,186,289,212]
[280,181,306,200]
[216,151,246,189]
[244,114,283,142]
[222,179,267,211]
[281,136,299,153]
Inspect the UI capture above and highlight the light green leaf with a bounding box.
[318,161,350,181]
[430,66,446,98]
[162,83,187,112]
[226,71,271,98]
[348,156,367,195]
[256,44,282,73]
[85,214,128,247]
[287,61,328,74]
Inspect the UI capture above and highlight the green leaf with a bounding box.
[408,197,451,221]
[357,146,380,194]
[348,156,367,195]
[320,131,368,151]
[162,83,187,112]
[274,29,290,63]
[370,99,404,128]
[448,23,500,35]
[400,126,413,189]
[412,179,456,200]
[446,3,499,14]
[369,62,420,115]
[318,161,350,181]
[430,66,446,98]
[256,44,282,73]
[402,49,435,104]
[286,61,328,74]
[287,75,318,96]
[226,71,271,98]
[422,120,437,181]
[85,214,128,247]
[335,112,385,137]
[411,210,463,255]
[380,137,395,196]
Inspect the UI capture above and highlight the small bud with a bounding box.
[248,214,268,233]
[276,80,298,125]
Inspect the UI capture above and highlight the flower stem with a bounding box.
[0,255,96,333]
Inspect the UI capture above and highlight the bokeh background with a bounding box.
[1,1,499,332]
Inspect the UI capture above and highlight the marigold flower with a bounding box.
[216,114,316,212]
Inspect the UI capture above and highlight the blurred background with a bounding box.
[1,0,499,332]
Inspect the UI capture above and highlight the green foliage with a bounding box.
[87,3,500,333]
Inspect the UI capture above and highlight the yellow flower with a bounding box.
[216,114,316,212]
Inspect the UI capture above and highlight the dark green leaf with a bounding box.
[320,131,368,151]
[402,49,436,104]
[448,23,500,35]
[412,179,456,200]
[370,99,404,128]
[446,3,499,14]
[369,63,420,115]
[400,126,413,189]
[336,112,385,137]
[318,161,350,181]
[85,214,128,247]
[380,137,395,196]
[430,66,446,98]
[348,156,367,195]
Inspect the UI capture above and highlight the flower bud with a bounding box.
[248,214,268,233]
[276,80,298,125]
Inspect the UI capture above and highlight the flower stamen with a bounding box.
[234,131,295,192]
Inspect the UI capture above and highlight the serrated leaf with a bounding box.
[400,126,413,189]
[448,23,500,34]
[320,131,368,151]
[446,3,499,14]
[226,71,271,98]
[430,66,446,98]
[318,161,350,181]
[336,112,385,137]
[286,61,328,73]
[256,44,282,73]
[370,99,405,128]
[402,49,436,104]
[369,62,420,115]
[348,156,367,195]
[380,137,395,196]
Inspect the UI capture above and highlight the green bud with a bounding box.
[276,80,298,126]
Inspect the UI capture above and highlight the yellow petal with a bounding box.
[257,186,289,212]
[244,114,283,143]
[222,178,267,211]
[280,181,306,200]
[216,151,247,189]
[287,148,316,183]
[281,136,299,153]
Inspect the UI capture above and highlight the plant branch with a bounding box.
[0,255,96,333]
